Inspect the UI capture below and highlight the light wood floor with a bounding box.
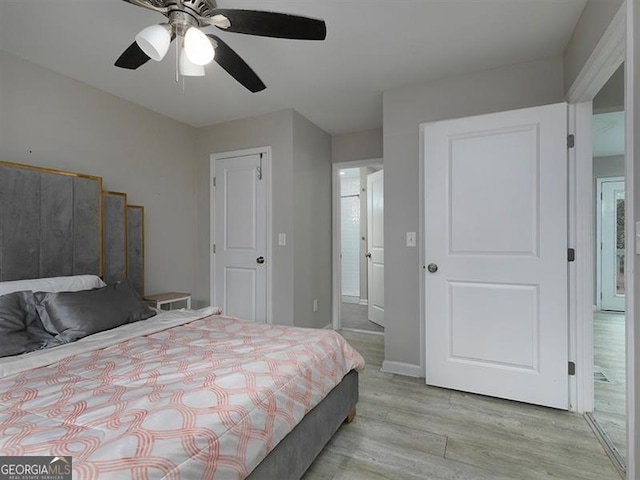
[593,311,626,464]
[302,330,620,480]
[340,303,384,333]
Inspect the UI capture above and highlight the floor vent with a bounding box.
[593,368,611,383]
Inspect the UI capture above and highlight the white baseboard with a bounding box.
[341,295,360,304]
[381,360,422,378]
[322,323,333,329]
[341,327,384,336]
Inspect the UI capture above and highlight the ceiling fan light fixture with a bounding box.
[179,49,206,77]
[184,27,215,66]
[135,23,172,61]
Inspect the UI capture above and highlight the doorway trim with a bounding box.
[209,146,273,323]
[332,158,383,331]
[566,1,632,476]
[569,101,595,414]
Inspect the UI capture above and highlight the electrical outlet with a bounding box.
[278,233,286,246]
[313,299,318,312]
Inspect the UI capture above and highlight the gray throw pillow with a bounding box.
[35,279,156,343]
[0,290,56,358]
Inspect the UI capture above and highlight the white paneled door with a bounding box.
[214,152,268,323]
[367,169,384,327]
[424,103,569,409]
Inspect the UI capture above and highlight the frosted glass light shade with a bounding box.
[179,49,205,77]
[184,27,215,66]
[135,24,171,61]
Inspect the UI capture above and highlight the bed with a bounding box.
[0,275,365,479]
[0,160,365,479]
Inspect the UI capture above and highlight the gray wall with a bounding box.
[594,155,625,179]
[332,129,383,163]
[196,110,295,320]
[563,0,623,93]
[382,56,565,368]
[0,51,200,298]
[594,63,624,113]
[196,109,332,328]
[292,111,332,328]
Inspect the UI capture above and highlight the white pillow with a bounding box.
[0,275,106,297]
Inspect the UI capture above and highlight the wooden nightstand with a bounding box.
[145,292,192,310]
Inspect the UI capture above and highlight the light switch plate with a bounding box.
[406,232,416,247]
[279,233,286,246]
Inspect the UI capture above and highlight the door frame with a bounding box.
[596,176,625,311]
[209,147,273,323]
[556,1,638,476]
[565,0,628,435]
[332,158,383,331]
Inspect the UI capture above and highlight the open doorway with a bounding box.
[589,63,626,474]
[332,160,384,334]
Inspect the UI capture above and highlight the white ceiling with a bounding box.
[0,0,587,135]
[593,111,625,158]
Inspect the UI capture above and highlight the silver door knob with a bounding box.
[256,256,265,264]
[427,263,438,273]
[365,252,372,258]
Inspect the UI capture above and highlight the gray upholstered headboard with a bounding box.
[0,161,145,296]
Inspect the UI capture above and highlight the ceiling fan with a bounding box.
[115,0,327,92]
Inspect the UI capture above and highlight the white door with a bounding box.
[598,178,625,311]
[424,103,569,409]
[213,152,268,323]
[367,170,384,327]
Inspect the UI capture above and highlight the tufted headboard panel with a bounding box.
[0,161,145,296]
[0,161,102,281]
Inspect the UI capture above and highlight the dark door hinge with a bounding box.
[568,248,575,262]
[568,361,576,376]
[213,177,216,187]
[567,134,575,149]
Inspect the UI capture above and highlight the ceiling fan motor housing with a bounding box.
[164,0,218,32]
[167,0,217,18]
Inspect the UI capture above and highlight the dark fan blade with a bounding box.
[115,42,151,70]
[207,35,266,93]
[211,9,326,40]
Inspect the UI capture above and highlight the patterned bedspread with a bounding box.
[0,315,365,479]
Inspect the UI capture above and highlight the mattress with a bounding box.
[0,309,365,479]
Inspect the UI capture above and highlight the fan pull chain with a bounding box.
[175,35,180,83]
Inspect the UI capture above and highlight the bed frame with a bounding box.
[0,159,359,479]
[248,370,358,479]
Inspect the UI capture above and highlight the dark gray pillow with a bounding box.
[35,279,156,343]
[0,290,56,358]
